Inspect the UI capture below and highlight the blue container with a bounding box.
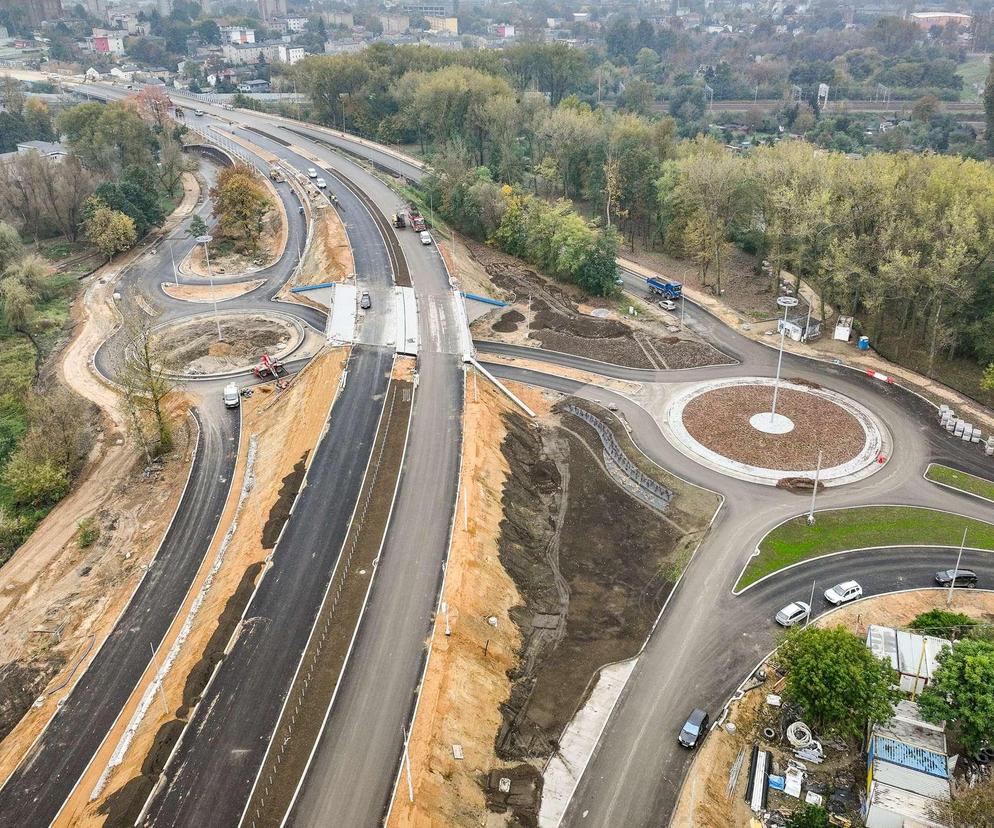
[858,336,870,351]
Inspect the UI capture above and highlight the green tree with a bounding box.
[0,222,21,274]
[985,55,994,156]
[909,609,978,639]
[187,214,208,238]
[2,453,69,507]
[775,626,897,738]
[83,198,137,260]
[209,164,269,252]
[786,805,830,828]
[919,638,994,755]
[983,363,994,391]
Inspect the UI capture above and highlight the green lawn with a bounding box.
[736,506,994,590]
[956,54,990,101]
[926,464,994,503]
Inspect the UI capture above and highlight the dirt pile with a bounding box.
[151,315,298,375]
[468,242,733,369]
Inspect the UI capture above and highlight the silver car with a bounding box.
[824,580,862,605]
[775,601,810,627]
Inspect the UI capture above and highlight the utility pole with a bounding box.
[196,234,223,341]
[402,727,415,802]
[946,528,968,606]
[807,450,823,525]
[805,579,816,627]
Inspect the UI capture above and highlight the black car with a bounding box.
[935,568,978,588]
[678,708,709,749]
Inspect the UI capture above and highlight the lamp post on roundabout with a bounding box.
[196,234,223,342]
[749,294,800,435]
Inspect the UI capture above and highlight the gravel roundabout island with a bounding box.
[664,377,889,486]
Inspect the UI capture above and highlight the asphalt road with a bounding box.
[143,345,393,827]
[0,407,239,827]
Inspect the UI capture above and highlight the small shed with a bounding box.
[864,781,947,828]
[866,625,951,694]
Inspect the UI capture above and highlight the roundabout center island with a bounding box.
[664,377,889,487]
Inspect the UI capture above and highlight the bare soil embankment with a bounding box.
[469,242,733,370]
[390,375,720,827]
[65,349,348,827]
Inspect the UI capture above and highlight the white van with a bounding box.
[419,230,432,245]
[223,383,240,409]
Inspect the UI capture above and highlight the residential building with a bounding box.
[22,0,63,25]
[109,12,145,35]
[379,14,410,34]
[156,0,171,18]
[257,0,286,22]
[86,30,126,54]
[222,40,304,65]
[323,11,353,28]
[491,23,514,37]
[14,139,69,159]
[220,25,255,44]
[864,701,950,828]
[275,16,308,33]
[866,625,951,694]
[237,78,270,92]
[909,11,972,30]
[426,15,458,33]
[401,1,454,18]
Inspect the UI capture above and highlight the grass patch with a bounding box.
[737,506,994,590]
[956,54,990,100]
[926,464,994,502]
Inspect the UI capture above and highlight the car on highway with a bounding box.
[420,230,432,245]
[824,580,863,605]
[194,109,204,116]
[614,276,624,286]
[316,177,327,189]
[360,291,372,310]
[678,708,709,749]
[658,299,677,311]
[307,168,318,178]
[935,569,978,588]
[775,601,810,627]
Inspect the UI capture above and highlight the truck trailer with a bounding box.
[646,278,683,299]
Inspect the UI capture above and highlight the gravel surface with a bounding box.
[681,385,866,470]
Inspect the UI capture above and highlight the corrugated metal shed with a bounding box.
[872,736,948,779]
[866,625,951,692]
[864,781,947,828]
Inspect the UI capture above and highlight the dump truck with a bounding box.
[392,212,406,229]
[269,166,284,182]
[646,278,682,299]
[408,205,427,232]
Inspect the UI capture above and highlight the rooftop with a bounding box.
[871,736,948,779]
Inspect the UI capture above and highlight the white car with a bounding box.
[658,299,677,311]
[420,230,432,245]
[824,580,862,605]
[307,168,318,178]
[775,601,810,627]
[316,177,327,189]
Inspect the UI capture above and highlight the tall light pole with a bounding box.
[770,295,799,424]
[196,234,223,341]
[806,449,823,525]
[946,528,968,606]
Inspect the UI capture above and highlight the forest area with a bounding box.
[0,83,196,565]
[288,45,994,400]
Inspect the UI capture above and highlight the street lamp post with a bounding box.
[806,449,823,525]
[770,295,799,423]
[196,234,222,342]
[946,528,968,606]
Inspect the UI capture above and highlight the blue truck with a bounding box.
[646,278,683,299]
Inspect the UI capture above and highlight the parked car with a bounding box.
[194,109,204,116]
[307,168,318,178]
[658,299,677,311]
[614,276,624,286]
[222,383,240,409]
[935,569,978,588]
[824,580,863,605]
[420,230,432,245]
[360,291,371,310]
[678,708,709,749]
[775,601,811,627]
[316,177,327,189]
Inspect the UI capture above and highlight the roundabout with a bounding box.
[664,376,889,486]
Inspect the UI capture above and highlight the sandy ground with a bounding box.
[387,377,553,828]
[0,174,202,783]
[440,232,504,299]
[671,589,994,827]
[161,279,264,303]
[65,347,349,826]
[478,352,642,396]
